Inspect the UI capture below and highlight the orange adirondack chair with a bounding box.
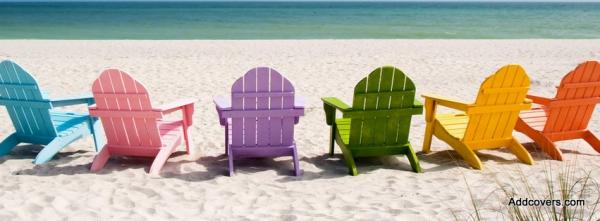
[516,61,600,160]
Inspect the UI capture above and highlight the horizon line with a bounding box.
[2,0,600,2]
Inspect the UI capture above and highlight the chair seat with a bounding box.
[51,111,90,136]
[223,118,298,148]
[105,120,183,157]
[335,117,417,147]
[436,112,469,140]
[335,118,351,145]
[158,120,184,147]
[519,108,548,131]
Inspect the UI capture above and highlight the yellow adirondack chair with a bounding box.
[421,64,534,169]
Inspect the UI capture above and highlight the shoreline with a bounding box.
[2,39,600,40]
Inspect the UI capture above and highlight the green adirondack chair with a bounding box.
[322,66,423,176]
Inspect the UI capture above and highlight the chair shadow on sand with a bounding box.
[9,146,417,181]
[417,142,567,172]
[9,147,189,177]
[165,154,305,182]
[5,144,93,176]
[166,151,424,182]
[273,153,420,182]
[6,144,300,180]
[10,141,594,179]
[137,143,293,181]
[1,144,87,165]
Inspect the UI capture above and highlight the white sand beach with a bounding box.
[0,40,599,220]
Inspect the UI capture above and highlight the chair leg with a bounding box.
[516,119,562,160]
[88,117,105,152]
[0,133,19,156]
[224,124,229,156]
[292,146,301,176]
[149,145,177,176]
[339,145,358,176]
[92,119,105,152]
[422,122,435,154]
[329,125,336,156]
[228,146,234,177]
[404,144,422,173]
[583,130,600,153]
[34,129,84,164]
[422,99,436,154]
[583,131,600,154]
[531,131,562,161]
[445,138,483,169]
[183,126,191,154]
[507,138,534,165]
[90,146,110,172]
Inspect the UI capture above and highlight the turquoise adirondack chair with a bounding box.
[322,66,423,176]
[0,60,102,164]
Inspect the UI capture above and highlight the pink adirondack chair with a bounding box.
[214,67,304,176]
[89,69,195,175]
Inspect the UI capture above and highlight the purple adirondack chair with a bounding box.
[214,67,304,176]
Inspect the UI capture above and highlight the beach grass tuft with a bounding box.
[456,162,600,221]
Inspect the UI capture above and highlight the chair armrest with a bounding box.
[213,96,231,111]
[51,94,95,107]
[321,97,351,126]
[293,96,305,124]
[156,98,196,114]
[322,97,351,111]
[526,94,552,106]
[295,96,305,109]
[411,99,424,115]
[421,93,470,111]
[156,98,195,126]
[413,99,423,108]
[213,96,231,126]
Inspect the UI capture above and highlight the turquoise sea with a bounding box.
[1,1,600,39]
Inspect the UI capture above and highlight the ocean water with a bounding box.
[0,1,600,39]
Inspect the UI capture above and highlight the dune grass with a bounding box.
[455,162,600,221]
